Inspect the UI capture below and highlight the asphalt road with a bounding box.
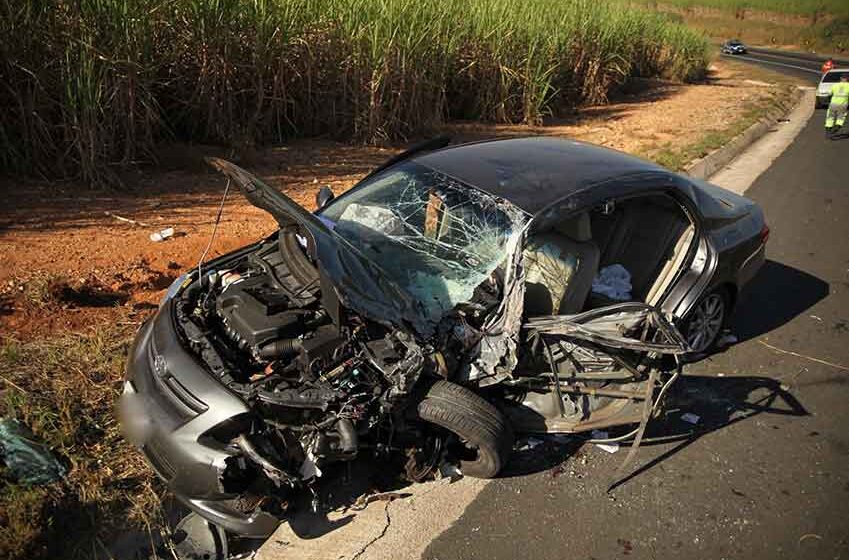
[425,50,849,560]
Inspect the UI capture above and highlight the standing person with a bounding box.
[825,74,849,135]
[822,58,834,74]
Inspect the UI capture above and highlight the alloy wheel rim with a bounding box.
[686,293,725,354]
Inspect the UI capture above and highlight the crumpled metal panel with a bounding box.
[525,302,690,355]
[460,224,529,385]
[206,157,433,337]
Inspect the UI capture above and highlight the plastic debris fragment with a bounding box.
[439,462,463,482]
[516,437,544,451]
[590,430,619,454]
[0,419,67,485]
[681,412,701,425]
[150,227,175,242]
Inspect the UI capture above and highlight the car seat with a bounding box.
[523,212,600,316]
[594,198,687,300]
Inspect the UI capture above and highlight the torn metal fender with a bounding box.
[459,222,530,385]
[524,302,691,355]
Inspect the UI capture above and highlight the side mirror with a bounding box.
[315,185,335,210]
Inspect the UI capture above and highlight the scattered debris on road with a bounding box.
[590,430,620,454]
[439,462,464,482]
[348,491,411,512]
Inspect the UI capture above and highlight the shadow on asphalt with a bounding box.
[501,374,808,485]
[731,259,829,343]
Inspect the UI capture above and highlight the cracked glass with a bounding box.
[319,161,529,322]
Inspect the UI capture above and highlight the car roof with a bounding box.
[412,136,666,214]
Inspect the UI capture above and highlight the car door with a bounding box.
[508,174,710,432]
[508,300,690,433]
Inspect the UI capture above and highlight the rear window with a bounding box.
[823,71,848,83]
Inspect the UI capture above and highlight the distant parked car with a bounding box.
[721,40,747,55]
[816,69,849,109]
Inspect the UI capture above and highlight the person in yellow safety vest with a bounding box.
[826,74,849,134]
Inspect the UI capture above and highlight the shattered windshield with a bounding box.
[319,161,529,322]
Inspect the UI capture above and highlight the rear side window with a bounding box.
[823,71,848,83]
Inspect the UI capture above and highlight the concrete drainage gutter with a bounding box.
[685,86,805,180]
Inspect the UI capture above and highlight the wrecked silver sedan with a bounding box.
[120,137,767,538]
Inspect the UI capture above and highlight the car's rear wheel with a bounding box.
[417,380,513,478]
[682,289,729,355]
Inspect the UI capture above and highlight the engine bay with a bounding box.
[170,231,445,512]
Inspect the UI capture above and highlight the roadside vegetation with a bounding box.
[629,0,849,53]
[0,0,709,186]
[636,60,801,171]
[0,309,163,560]
[630,0,849,18]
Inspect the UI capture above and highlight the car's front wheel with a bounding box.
[417,380,513,478]
[682,289,729,355]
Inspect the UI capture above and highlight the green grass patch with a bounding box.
[628,1,849,52]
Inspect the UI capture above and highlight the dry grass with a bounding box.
[627,1,849,52]
[0,316,164,560]
[636,63,800,170]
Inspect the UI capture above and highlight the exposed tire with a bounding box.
[682,288,730,356]
[417,380,513,479]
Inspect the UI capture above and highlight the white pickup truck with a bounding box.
[817,69,849,109]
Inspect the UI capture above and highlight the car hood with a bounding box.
[206,158,436,339]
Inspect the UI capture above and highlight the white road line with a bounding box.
[722,53,821,75]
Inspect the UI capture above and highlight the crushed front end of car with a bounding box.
[120,158,530,537]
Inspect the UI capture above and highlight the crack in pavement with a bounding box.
[349,500,392,560]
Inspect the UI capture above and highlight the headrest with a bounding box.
[552,212,592,242]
